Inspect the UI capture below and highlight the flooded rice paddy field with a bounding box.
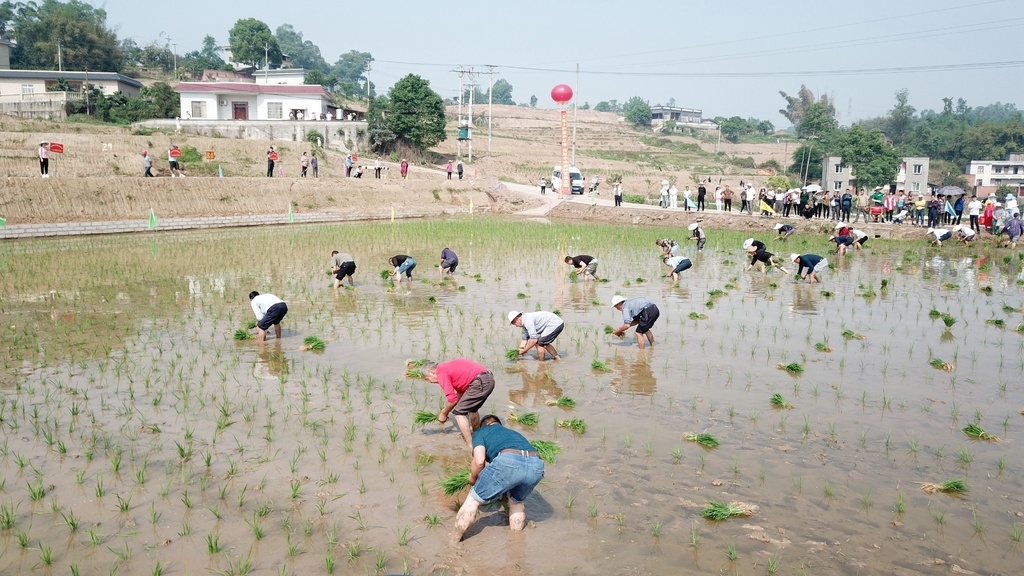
[1,218,1023,576]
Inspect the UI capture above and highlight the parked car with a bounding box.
[552,165,585,194]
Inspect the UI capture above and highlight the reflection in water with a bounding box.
[254,342,290,381]
[610,350,657,396]
[508,363,563,408]
[556,282,597,312]
[790,285,819,314]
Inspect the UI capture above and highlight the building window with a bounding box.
[995,166,1002,173]
[190,101,207,118]
[977,180,983,186]
[834,181,843,191]
[1014,167,1020,175]
[913,182,921,191]
[977,166,985,173]
[913,164,922,174]
[834,163,842,174]
[267,102,283,120]
[21,84,34,94]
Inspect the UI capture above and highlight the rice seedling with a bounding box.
[548,395,575,408]
[702,501,758,520]
[688,312,708,320]
[650,518,662,537]
[590,359,609,372]
[206,531,222,554]
[530,440,561,464]
[941,314,957,328]
[929,358,954,371]
[963,423,999,441]
[1012,523,1022,543]
[929,309,942,317]
[918,478,967,494]
[987,318,1006,328]
[425,514,442,527]
[841,329,866,340]
[821,290,834,297]
[413,410,438,425]
[767,556,780,574]
[439,468,471,496]
[233,329,254,341]
[505,348,521,361]
[603,325,615,334]
[302,335,326,351]
[814,341,832,352]
[777,362,804,374]
[726,543,738,561]
[508,411,539,426]
[558,418,587,434]
[770,393,794,409]
[379,269,392,280]
[683,432,720,448]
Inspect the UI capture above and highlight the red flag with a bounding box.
[48,143,65,154]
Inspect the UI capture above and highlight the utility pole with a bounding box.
[264,43,269,83]
[571,63,579,165]
[171,42,177,78]
[453,66,467,158]
[365,64,371,105]
[467,69,476,162]
[56,40,62,72]
[486,65,496,153]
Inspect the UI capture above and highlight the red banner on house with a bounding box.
[48,143,65,154]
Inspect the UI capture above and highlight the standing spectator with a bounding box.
[311,154,319,177]
[782,189,793,217]
[659,180,669,209]
[300,152,309,177]
[611,296,660,349]
[896,191,907,218]
[420,359,495,449]
[457,160,464,180]
[830,191,841,220]
[688,222,706,252]
[539,177,547,195]
[993,202,1007,235]
[746,186,756,215]
[1005,192,1019,215]
[883,191,896,222]
[714,185,723,211]
[682,185,692,211]
[613,181,622,206]
[400,158,409,180]
[439,247,459,278]
[446,160,453,180]
[697,181,707,211]
[266,146,276,177]
[345,154,353,177]
[773,188,784,215]
[564,254,600,282]
[791,253,827,283]
[840,189,853,222]
[508,310,563,361]
[953,194,965,225]
[739,185,749,214]
[249,291,288,341]
[669,183,679,209]
[927,194,941,228]
[168,144,183,177]
[330,250,357,288]
[38,141,50,178]
[590,174,600,193]
[374,157,383,179]
[913,194,926,227]
[967,195,983,233]
[722,186,733,212]
[142,150,153,177]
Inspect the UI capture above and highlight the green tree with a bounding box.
[766,174,792,190]
[228,18,281,69]
[332,50,373,97]
[141,81,179,118]
[385,74,446,151]
[790,143,825,182]
[779,85,835,126]
[489,78,514,105]
[10,0,122,72]
[837,125,902,189]
[886,88,916,146]
[366,95,397,152]
[623,96,652,127]
[796,102,839,141]
[303,70,337,91]
[274,24,329,72]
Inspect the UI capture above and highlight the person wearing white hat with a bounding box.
[610,295,659,349]
[745,245,789,274]
[774,223,795,241]
[926,227,952,246]
[791,253,827,283]
[954,225,976,245]
[508,310,563,361]
[743,238,766,253]
[687,222,706,251]
[38,141,50,178]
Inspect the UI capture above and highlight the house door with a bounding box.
[232,102,248,120]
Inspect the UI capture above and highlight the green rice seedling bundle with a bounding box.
[941,314,957,328]
[508,412,539,426]
[701,501,758,520]
[591,360,610,372]
[598,278,610,283]
[568,270,579,282]
[379,269,392,280]
[918,479,966,494]
[234,329,254,341]
[777,362,804,374]
[708,288,725,298]
[841,329,866,340]
[635,277,646,283]
[929,358,954,372]
[985,318,1006,328]
[981,285,993,294]
[770,393,793,409]
[530,440,561,464]
[603,325,615,334]
[558,418,587,435]
[516,292,527,299]
[928,309,942,317]
[548,395,575,408]
[505,349,521,361]
[439,468,471,496]
[1017,323,1024,333]
[414,410,438,425]
[814,342,832,352]
[302,335,326,351]
[820,290,834,297]
[688,312,707,320]
[963,423,998,441]
[683,432,720,448]
[246,319,258,330]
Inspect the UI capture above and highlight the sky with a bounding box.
[98,0,1024,127]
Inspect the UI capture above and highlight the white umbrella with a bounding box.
[804,184,823,193]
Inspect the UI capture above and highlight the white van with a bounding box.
[552,165,585,194]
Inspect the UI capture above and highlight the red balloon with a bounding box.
[551,84,573,104]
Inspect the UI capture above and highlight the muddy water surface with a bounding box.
[1,219,1022,575]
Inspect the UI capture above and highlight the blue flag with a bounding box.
[945,201,956,216]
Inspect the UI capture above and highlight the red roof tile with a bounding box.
[174,83,328,97]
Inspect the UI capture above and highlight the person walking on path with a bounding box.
[456,160,464,180]
[688,222,706,252]
[662,255,693,283]
[142,150,153,177]
[613,181,622,206]
[400,158,409,180]
[745,247,789,274]
[775,223,795,241]
[389,255,417,284]
[611,295,659,349]
[446,160,454,180]
[420,358,496,449]
[168,144,183,177]
[38,141,50,177]
[829,234,855,256]
[300,152,309,177]
[449,415,544,544]
[656,238,679,257]
[311,154,318,177]
[266,147,276,177]
[967,195,983,233]
[697,182,707,211]
[439,247,459,278]
[791,254,827,283]
[331,250,357,288]
[508,310,563,361]
[249,291,288,341]
[564,254,600,282]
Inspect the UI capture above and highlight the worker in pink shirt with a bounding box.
[421,358,495,449]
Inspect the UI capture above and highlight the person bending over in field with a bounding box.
[774,223,795,241]
[420,358,495,450]
[330,250,357,288]
[791,253,827,284]
[389,254,417,284]
[611,295,660,349]
[662,255,693,283]
[745,247,789,274]
[564,254,600,282]
[249,291,288,341]
[508,310,563,361]
[439,247,459,279]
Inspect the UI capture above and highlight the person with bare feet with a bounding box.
[508,310,563,361]
[388,254,417,284]
[791,254,827,284]
[248,291,288,341]
[611,295,659,349]
[564,254,600,282]
[450,415,544,544]
[420,359,495,449]
[330,250,356,288]
[439,247,459,279]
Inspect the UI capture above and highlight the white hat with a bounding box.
[834,223,844,230]
[828,235,837,241]
[742,238,754,249]
[951,225,962,232]
[790,254,800,262]
[507,311,522,325]
[774,223,783,230]
[926,228,935,234]
[611,295,626,307]
[661,180,669,186]
[687,223,699,231]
